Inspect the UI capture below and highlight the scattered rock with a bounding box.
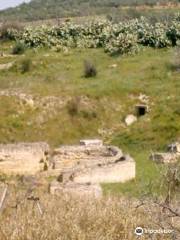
[0,62,14,70]
[167,142,180,153]
[25,99,35,109]
[0,53,16,58]
[150,152,177,164]
[125,114,137,126]
[109,64,117,68]
[138,93,149,104]
[150,141,180,164]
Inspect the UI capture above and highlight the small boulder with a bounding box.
[138,93,149,104]
[109,64,117,68]
[0,62,14,70]
[25,98,35,108]
[150,152,177,164]
[125,114,137,126]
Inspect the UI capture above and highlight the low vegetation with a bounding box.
[3,16,179,58]
[12,42,26,55]
[84,60,97,78]
[20,58,32,73]
[0,22,23,40]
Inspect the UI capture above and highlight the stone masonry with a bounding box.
[0,142,49,174]
[0,139,136,197]
[50,140,136,185]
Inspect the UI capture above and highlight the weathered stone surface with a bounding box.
[125,114,137,126]
[167,142,180,154]
[52,144,124,172]
[150,152,178,163]
[0,139,136,185]
[150,141,180,164]
[138,93,149,104]
[49,181,102,198]
[0,142,50,174]
[51,141,135,184]
[79,139,103,146]
[0,62,14,70]
[73,155,135,184]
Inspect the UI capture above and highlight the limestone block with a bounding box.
[150,152,177,163]
[73,156,135,184]
[167,142,180,154]
[0,142,50,174]
[79,139,103,146]
[125,115,137,126]
[0,62,14,70]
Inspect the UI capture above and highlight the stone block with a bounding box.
[79,139,103,146]
[0,142,50,174]
[73,156,135,184]
[150,152,177,163]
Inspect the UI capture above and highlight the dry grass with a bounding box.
[0,183,179,240]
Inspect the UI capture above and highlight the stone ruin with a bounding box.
[150,141,180,164]
[0,139,136,198]
[49,139,135,197]
[0,142,49,174]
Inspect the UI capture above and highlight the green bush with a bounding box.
[105,33,139,56]
[20,58,32,73]
[12,42,26,55]
[0,21,23,40]
[67,98,80,117]
[80,110,97,119]
[84,60,97,78]
[5,16,180,55]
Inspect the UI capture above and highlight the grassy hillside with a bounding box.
[0,0,179,21]
[0,40,179,196]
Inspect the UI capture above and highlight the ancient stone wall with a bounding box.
[51,141,136,184]
[0,140,136,197]
[0,140,136,190]
[0,142,50,174]
[52,145,124,172]
[73,155,135,184]
[150,141,180,163]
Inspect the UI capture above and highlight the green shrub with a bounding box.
[84,60,97,78]
[0,21,23,40]
[12,42,26,55]
[4,17,179,54]
[80,110,97,119]
[67,98,80,117]
[105,33,139,56]
[20,58,32,73]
